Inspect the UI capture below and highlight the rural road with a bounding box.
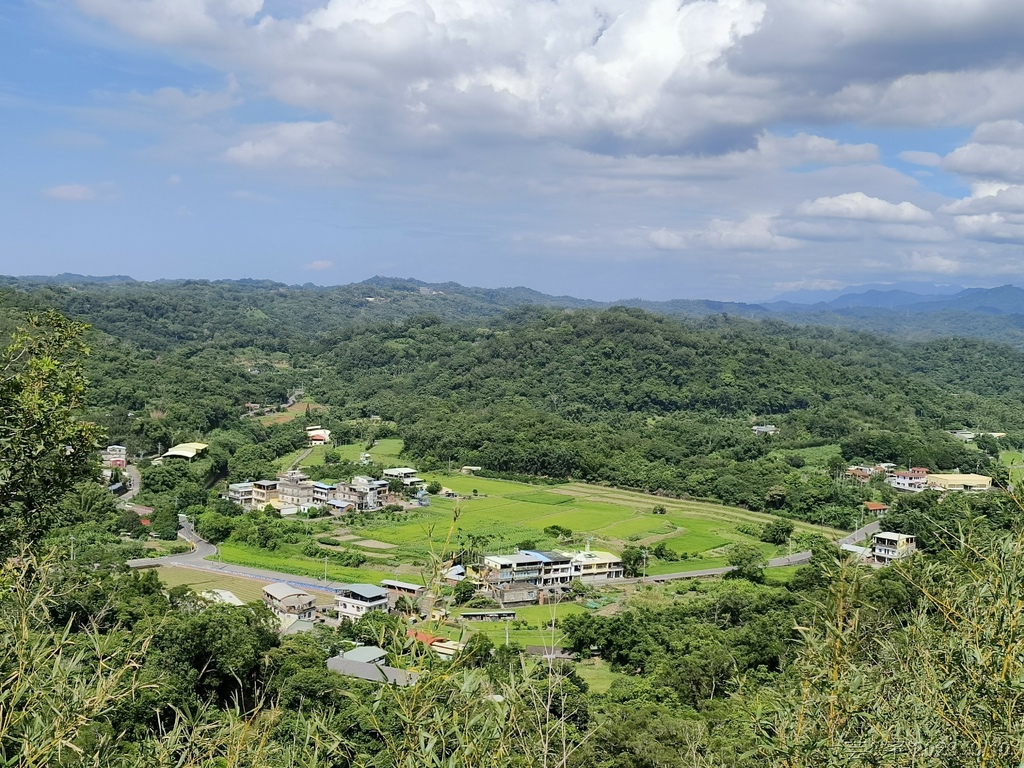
[128,515,354,596]
[128,520,880,595]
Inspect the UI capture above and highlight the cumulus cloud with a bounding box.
[649,215,798,251]
[797,192,933,223]
[303,259,334,270]
[56,0,1024,294]
[44,184,99,201]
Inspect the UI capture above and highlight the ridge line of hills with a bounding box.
[6,273,1024,348]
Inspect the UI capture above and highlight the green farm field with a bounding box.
[216,469,847,578]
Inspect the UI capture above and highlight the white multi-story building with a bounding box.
[262,583,316,620]
[871,532,917,565]
[227,482,254,507]
[335,584,389,621]
[351,475,388,509]
[887,468,928,492]
[567,549,625,582]
[382,467,425,490]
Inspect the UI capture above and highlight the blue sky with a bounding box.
[3,0,1024,301]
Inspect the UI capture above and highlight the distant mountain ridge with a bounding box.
[6,272,1024,348]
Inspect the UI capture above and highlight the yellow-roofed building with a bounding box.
[927,473,992,492]
[162,442,209,460]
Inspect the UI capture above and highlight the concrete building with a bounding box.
[306,426,331,446]
[927,473,993,492]
[251,480,279,506]
[227,482,255,507]
[871,532,917,565]
[262,583,316,620]
[102,445,127,468]
[351,475,388,509]
[335,584,389,621]
[522,550,574,587]
[567,549,625,582]
[277,470,314,506]
[382,467,425,490]
[887,468,928,492]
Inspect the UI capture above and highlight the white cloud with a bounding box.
[303,259,334,270]
[649,215,798,251]
[44,184,99,201]
[224,121,349,168]
[952,213,1024,243]
[903,251,962,274]
[798,192,933,223]
[168,174,182,185]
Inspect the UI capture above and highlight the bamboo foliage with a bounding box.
[753,528,1024,767]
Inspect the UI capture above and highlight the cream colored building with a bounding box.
[566,549,625,582]
[927,473,992,492]
[871,532,917,565]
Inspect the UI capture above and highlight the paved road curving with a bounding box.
[129,520,880,595]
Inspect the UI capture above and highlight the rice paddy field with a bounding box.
[217,442,847,581]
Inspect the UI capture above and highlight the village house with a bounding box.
[568,549,625,582]
[102,445,127,468]
[752,425,779,435]
[306,425,331,446]
[251,479,279,506]
[227,481,255,507]
[887,468,929,492]
[277,470,314,507]
[382,467,426,490]
[478,546,624,605]
[262,583,316,621]
[350,475,389,508]
[864,501,889,516]
[381,579,426,606]
[334,584,389,621]
[326,656,417,686]
[871,532,917,565]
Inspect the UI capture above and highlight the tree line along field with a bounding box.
[213,447,847,583]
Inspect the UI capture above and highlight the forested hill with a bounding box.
[4,277,1024,527]
[9,273,1024,347]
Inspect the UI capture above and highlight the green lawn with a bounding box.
[576,660,626,694]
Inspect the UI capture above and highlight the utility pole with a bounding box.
[324,555,329,582]
[70,535,75,562]
[642,547,648,583]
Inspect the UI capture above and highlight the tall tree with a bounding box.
[0,311,102,555]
